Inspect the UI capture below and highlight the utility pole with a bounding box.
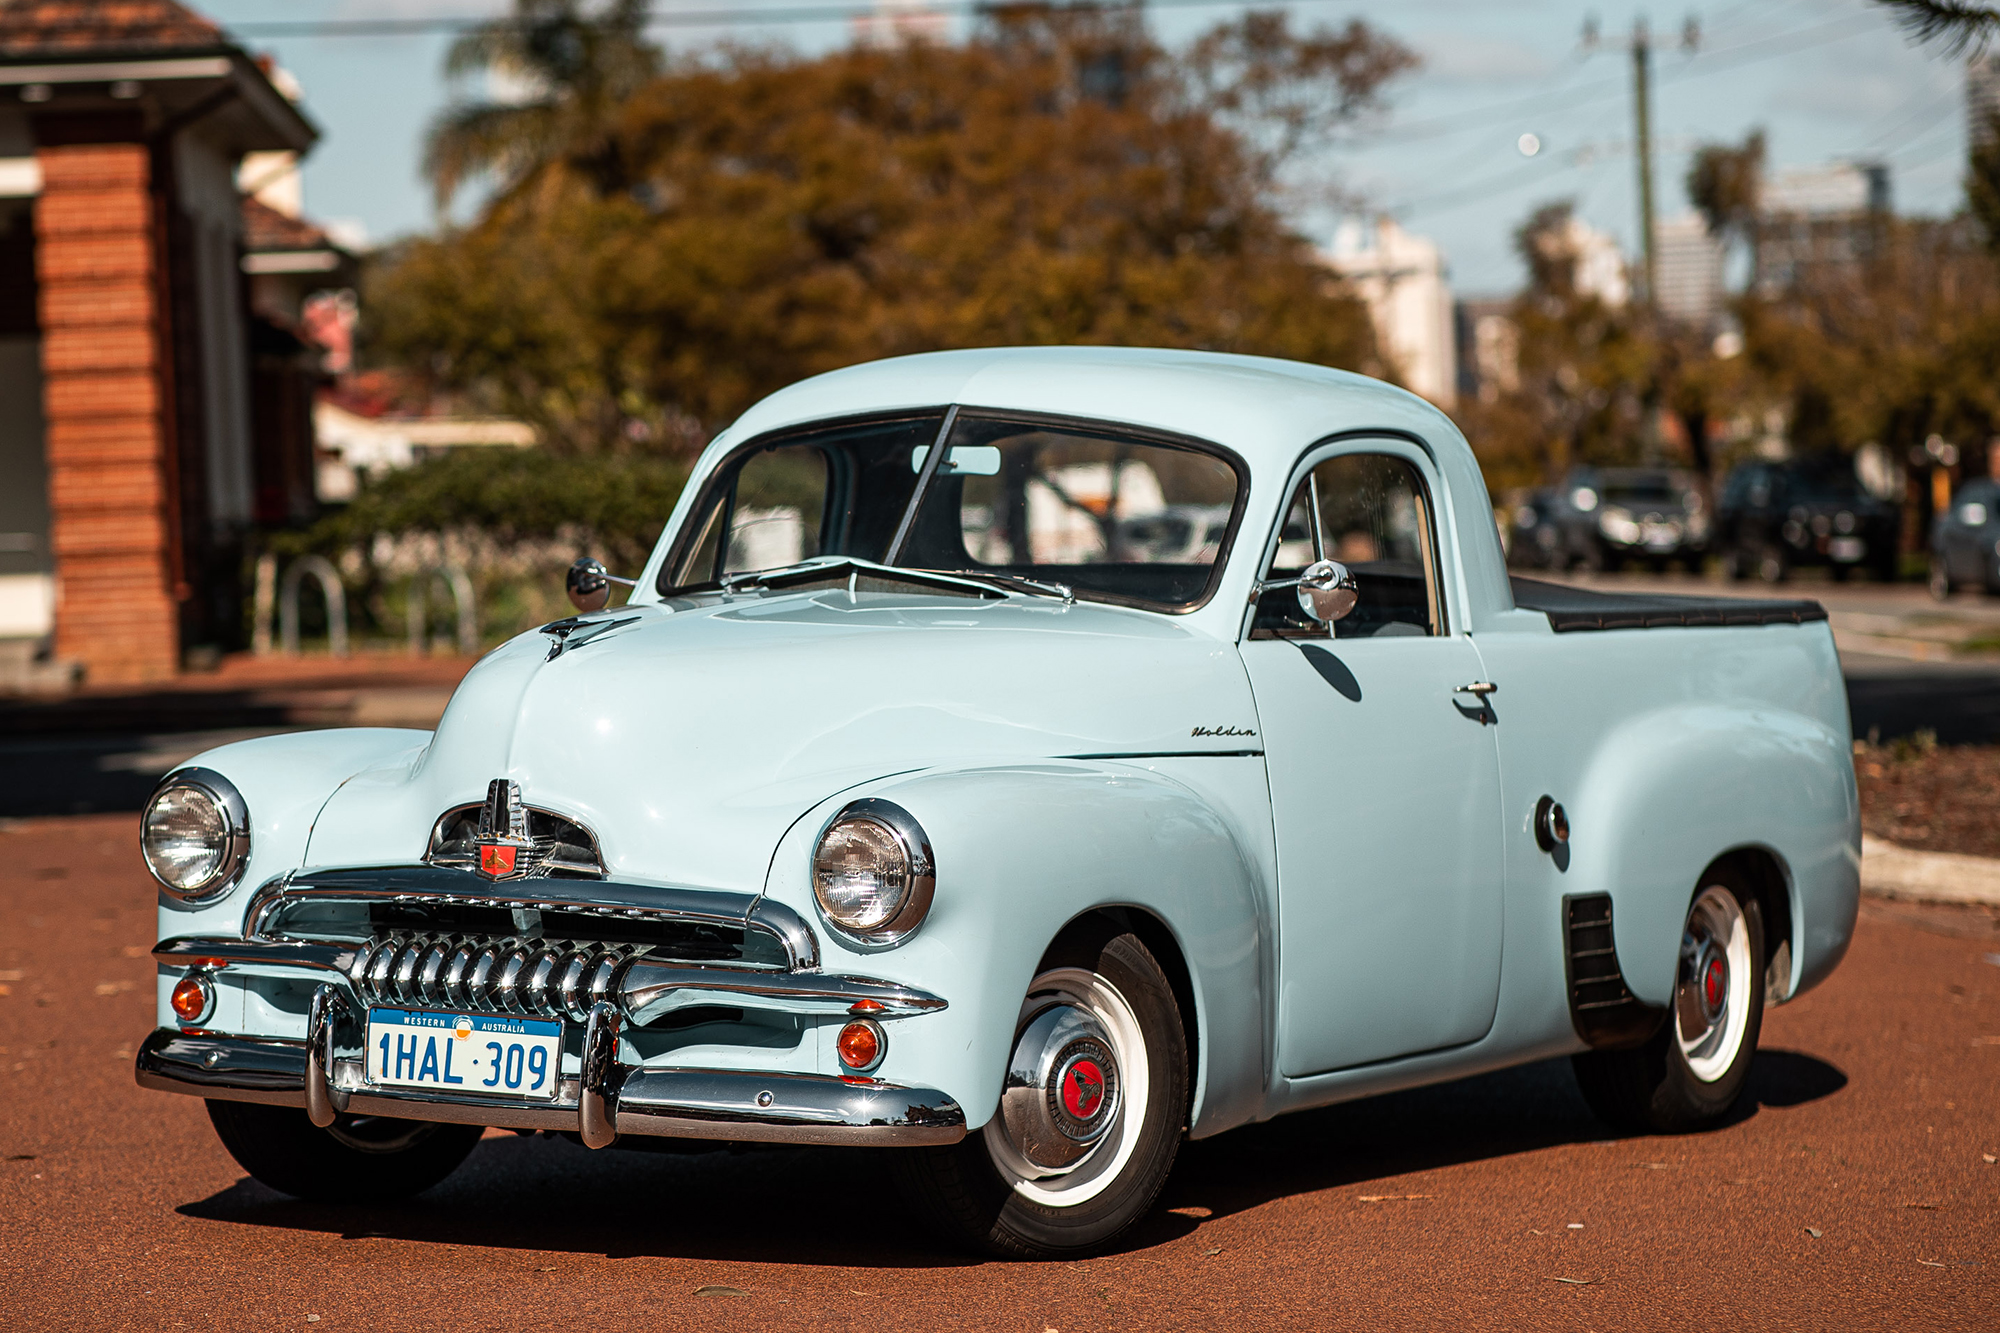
[1631,16,1657,306]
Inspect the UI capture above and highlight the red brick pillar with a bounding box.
[34,142,181,684]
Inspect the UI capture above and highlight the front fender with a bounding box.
[758,761,1268,1136]
[156,729,432,925]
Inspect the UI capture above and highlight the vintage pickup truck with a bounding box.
[136,347,1858,1257]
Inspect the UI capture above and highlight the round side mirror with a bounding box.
[1297,559,1359,624]
[566,557,612,613]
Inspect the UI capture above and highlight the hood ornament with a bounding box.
[540,614,640,661]
[475,779,534,879]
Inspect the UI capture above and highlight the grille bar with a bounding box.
[347,934,636,1021]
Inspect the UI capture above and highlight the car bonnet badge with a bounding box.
[475,778,533,880]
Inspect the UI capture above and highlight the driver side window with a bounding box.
[1252,452,1442,639]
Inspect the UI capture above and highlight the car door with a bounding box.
[1238,445,1506,1077]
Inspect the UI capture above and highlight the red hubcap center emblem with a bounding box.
[1061,1059,1105,1120]
[1704,957,1726,1010]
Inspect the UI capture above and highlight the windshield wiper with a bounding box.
[718,558,1003,600]
[926,569,1075,605]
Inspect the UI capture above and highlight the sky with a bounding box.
[200,0,1978,296]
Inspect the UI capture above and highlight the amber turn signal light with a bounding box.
[836,1018,885,1072]
[170,972,213,1025]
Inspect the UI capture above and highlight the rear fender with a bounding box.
[1574,704,1858,1007]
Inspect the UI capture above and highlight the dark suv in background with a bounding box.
[1715,457,1899,583]
[1505,467,1708,572]
[1930,478,2000,597]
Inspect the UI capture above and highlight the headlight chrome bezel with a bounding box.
[142,766,250,903]
[810,798,935,945]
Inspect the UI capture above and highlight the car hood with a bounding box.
[304,588,1258,893]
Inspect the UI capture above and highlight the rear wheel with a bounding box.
[1930,558,1954,601]
[206,1100,484,1202]
[1572,874,1765,1134]
[1755,544,1789,584]
[894,931,1188,1258]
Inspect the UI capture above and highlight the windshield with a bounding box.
[660,410,1244,611]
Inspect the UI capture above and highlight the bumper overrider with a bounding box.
[136,866,965,1148]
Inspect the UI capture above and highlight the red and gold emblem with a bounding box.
[478,843,518,878]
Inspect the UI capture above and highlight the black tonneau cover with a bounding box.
[1509,577,1828,633]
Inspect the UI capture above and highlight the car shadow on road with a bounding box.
[174,1048,1845,1265]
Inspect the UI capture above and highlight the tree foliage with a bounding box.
[1453,202,1653,491]
[1875,0,2000,55]
[368,4,1414,454]
[289,447,688,574]
[424,0,659,207]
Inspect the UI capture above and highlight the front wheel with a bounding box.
[894,930,1188,1258]
[1572,875,1766,1134]
[206,1100,484,1202]
[1930,558,1954,601]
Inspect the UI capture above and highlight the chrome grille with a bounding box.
[348,935,639,1021]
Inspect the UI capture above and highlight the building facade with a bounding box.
[1323,216,1457,408]
[0,0,316,683]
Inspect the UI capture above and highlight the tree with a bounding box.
[369,8,1417,453]
[1970,112,2000,254]
[423,0,659,208]
[1453,202,1654,491]
[1875,1,2000,54]
[1687,130,1765,275]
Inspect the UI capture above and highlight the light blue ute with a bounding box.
[135,347,1858,1257]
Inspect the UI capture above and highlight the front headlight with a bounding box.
[142,768,249,901]
[811,799,934,944]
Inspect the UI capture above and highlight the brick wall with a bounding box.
[33,142,179,683]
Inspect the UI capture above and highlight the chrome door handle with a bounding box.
[1454,681,1497,697]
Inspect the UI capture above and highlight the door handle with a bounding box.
[1453,681,1497,697]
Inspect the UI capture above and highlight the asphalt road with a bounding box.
[2,816,1996,1330]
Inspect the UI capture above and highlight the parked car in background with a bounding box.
[1508,469,1707,572]
[133,348,1858,1259]
[1716,457,1900,584]
[1929,478,2000,598]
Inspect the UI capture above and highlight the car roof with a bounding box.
[712,346,1461,478]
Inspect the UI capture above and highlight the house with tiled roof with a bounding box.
[0,0,327,684]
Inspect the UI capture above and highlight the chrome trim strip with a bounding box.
[135,1029,965,1146]
[618,962,947,1025]
[244,866,819,972]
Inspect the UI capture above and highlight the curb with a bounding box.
[1861,835,2000,907]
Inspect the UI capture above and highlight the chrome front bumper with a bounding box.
[136,1024,966,1146]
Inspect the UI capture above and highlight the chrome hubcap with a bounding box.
[984,966,1149,1208]
[999,1003,1122,1169]
[1675,886,1752,1082]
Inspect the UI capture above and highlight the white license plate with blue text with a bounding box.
[365,1008,563,1101]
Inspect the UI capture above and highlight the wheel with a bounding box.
[894,930,1188,1258]
[206,1100,484,1202]
[1829,562,1851,583]
[1572,874,1765,1134]
[1930,558,1954,601]
[1721,544,1750,582]
[1755,544,1789,584]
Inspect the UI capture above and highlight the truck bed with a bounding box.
[1509,577,1828,633]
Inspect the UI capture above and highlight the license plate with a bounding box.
[1829,536,1866,561]
[364,1007,563,1101]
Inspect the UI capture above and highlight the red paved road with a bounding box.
[1,815,1996,1330]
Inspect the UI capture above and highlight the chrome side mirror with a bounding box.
[1297,559,1358,625]
[566,557,636,613]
